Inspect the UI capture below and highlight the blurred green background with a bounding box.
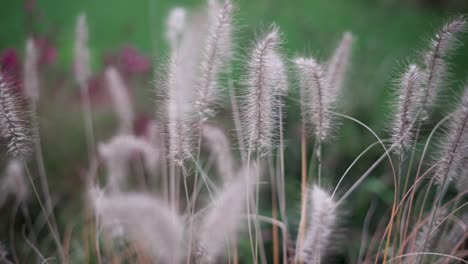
[1,0,468,262]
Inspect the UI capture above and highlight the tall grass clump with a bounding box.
[0,2,468,264]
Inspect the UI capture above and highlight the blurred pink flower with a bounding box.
[73,73,107,106]
[1,48,23,93]
[85,75,107,105]
[133,114,153,138]
[34,37,57,66]
[24,0,36,14]
[120,46,151,74]
[103,45,151,77]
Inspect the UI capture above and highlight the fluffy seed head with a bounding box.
[295,57,333,141]
[202,123,234,182]
[105,67,134,134]
[296,185,338,264]
[197,163,260,263]
[242,26,284,156]
[164,51,197,164]
[74,12,91,87]
[433,87,468,186]
[98,135,159,192]
[0,159,28,206]
[90,189,185,263]
[165,7,187,49]
[391,64,424,152]
[24,38,39,103]
[159,7,215,164]
[420,15,467,119]
[412,208,447,263]
[0,74,32,158]
[456,164,468,193]
[326,31,353,98]
[195,0,234,121]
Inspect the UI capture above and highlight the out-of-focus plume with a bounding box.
[105,67,134,134]
[24,38,39,103]
[0,159,28,207]
[89,189,185,263]
[296,185,338,264]
[197,164,260,263]
[98,135,159,192]
[202,123,234,182]
[326,31,353,98]
[74,13,91,88]
[165,7,187,50]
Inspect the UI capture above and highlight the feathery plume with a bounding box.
[433,87,468,186]
[160,7,214,163]
[24,38,39,103]
[195,0,233,121]
[295,57,333,141]
[456,163,468,193]
[435,213,467,254]
[197,164,260,263]
[242,26,284,156]
[391,64,424,152]
[0,159,28,207]
[411,208,447,263]
[420,15,467,119]
[164,51,197,164]
[326,31,353,98]
[98,135,159,192]
[202,123,234,182]
[74,13,91,87]
[105,67,134,134]
[296,185,338,264]
[165,7,187,49]
[90,189,185,263]
[0,74,32,158]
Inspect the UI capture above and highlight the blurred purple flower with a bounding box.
[85,75,107,105]
[120,46,151,74]
[34,37,57,66]
[133,114,153,137]
[1,49,23,93]
[24,0,36,14]
[103,45,151,77]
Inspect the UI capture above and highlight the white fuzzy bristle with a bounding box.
[0,74,32,158]
[295,57,333,141]
[0,159,28,206]
[326,31,353,98]
[165,7,187,50]
[24,38,39,103]
[202,123,234,182]
[195,0,233,121]
[90,190,185,263]
[420,16,467,119]
[105,67,134,134]
[391,64,424,152]
[197,164,260,263]
[74,13,91,87]
[98,135,159,192]
[433,87,468,186]
[296,185,337,264]
[242,26,284,156]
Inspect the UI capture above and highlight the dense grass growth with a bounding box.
[0,0,467,263]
